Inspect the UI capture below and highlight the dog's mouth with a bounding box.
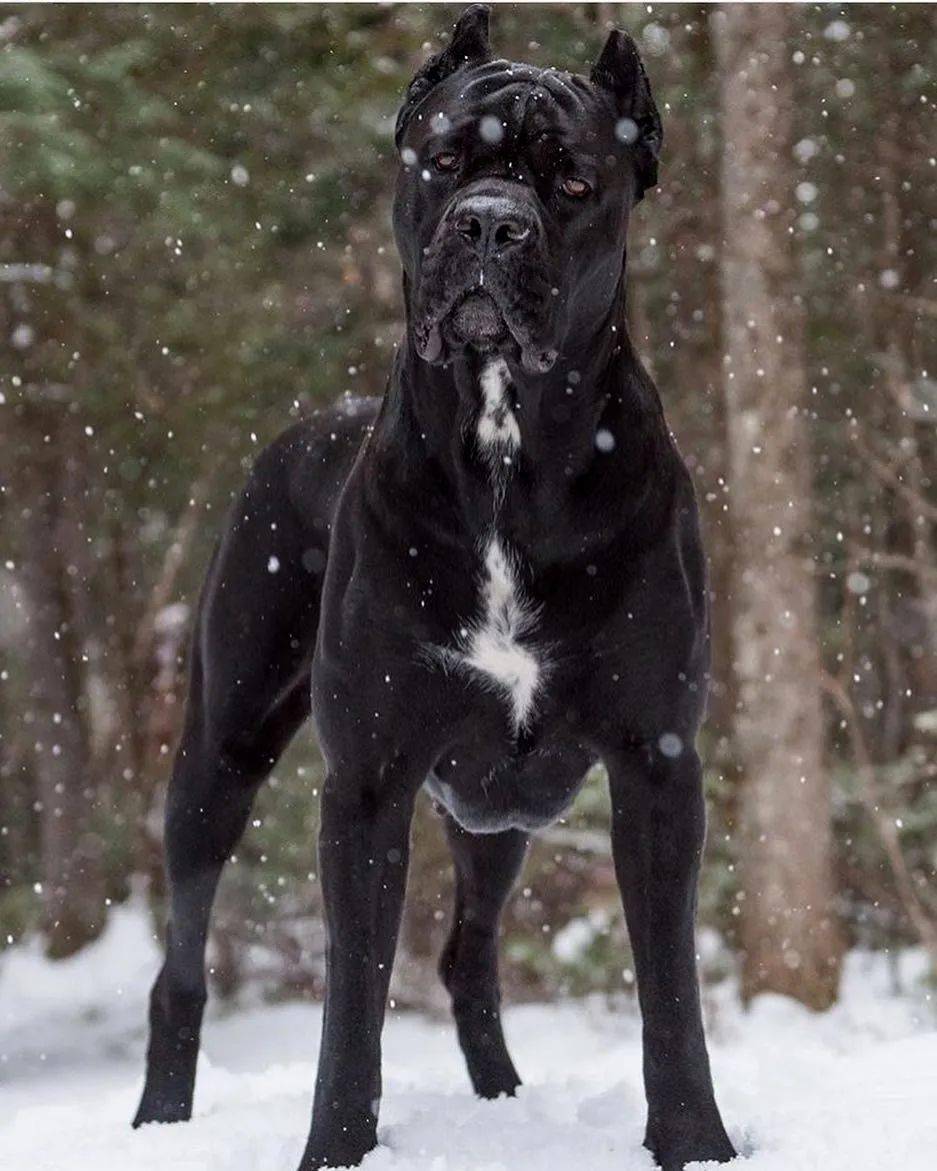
[417,285,557,375]
[448,289,508,349]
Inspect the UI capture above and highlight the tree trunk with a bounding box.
[716,4,843,1009]
[15,407,106,958]
[669,12,737,755]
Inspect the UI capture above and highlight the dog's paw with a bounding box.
[297,1128,378,1171]
[645,1113,737,1170]
[131,1091,192,1128]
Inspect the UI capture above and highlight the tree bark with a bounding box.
[716,4,843,1009]
[15,407,106,958]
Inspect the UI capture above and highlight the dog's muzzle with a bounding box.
[413,184,558,374]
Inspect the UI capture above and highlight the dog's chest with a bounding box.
[442,359,544,732]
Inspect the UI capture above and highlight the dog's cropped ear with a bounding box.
[590,29,662,201]
[395,4,492,147]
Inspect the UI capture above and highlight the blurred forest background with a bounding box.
[0,3,935,1015]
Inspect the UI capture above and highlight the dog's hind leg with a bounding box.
[439,815,527,1098]
[133,676,309,1128]
[134,438,323,1128]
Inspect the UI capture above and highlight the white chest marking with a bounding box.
[477,358,520,451]
[429,362,543,731]
[460,535,541,731]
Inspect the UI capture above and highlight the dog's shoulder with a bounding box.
[236,395,381,535]
[271,394,379,479]
[268,395,380,468]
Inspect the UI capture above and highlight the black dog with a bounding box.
[134,8,735,1169]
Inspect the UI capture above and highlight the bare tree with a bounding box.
[14,405,106,957]
[716,4,843,1008]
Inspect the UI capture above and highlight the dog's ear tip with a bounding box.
[452,4,492,52]
[458,2,491,22]
[591,27,642,87]
[395,3,492,147]
[590,28,662,201]
[603,27,636,47]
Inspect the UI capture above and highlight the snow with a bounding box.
[2,901,937,1171]
[479,116,504,145]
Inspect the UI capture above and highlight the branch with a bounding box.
[820,669,937,964]
[539,826,611,856]
[132,473,214,671]
[851,430,937,524]
[853,549,937,588]
[874,290,937,321]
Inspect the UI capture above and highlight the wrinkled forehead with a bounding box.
[403,58,615,149]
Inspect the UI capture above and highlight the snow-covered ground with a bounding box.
[2,902,936,1171]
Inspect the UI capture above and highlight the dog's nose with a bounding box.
[452,195,533,255]
[455,212,529,248]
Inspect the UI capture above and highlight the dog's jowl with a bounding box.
[134,7,736,1170]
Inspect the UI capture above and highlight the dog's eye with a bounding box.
[432,151,460,173]
[561,176,592,199]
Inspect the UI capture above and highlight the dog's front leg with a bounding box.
[298,769,417,1171]
[606,743,735,1171]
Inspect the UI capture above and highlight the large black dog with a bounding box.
[134,8,735,1169]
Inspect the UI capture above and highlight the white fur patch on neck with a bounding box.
[425,363,543,731]
[477,358,520,451]
[461,535,541,731]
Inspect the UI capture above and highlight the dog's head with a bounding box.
[392,4,661,373]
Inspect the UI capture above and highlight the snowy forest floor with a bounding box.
[2,902,936,1171]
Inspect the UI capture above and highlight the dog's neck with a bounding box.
[369,283,676,555]
[403,289,660,441]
